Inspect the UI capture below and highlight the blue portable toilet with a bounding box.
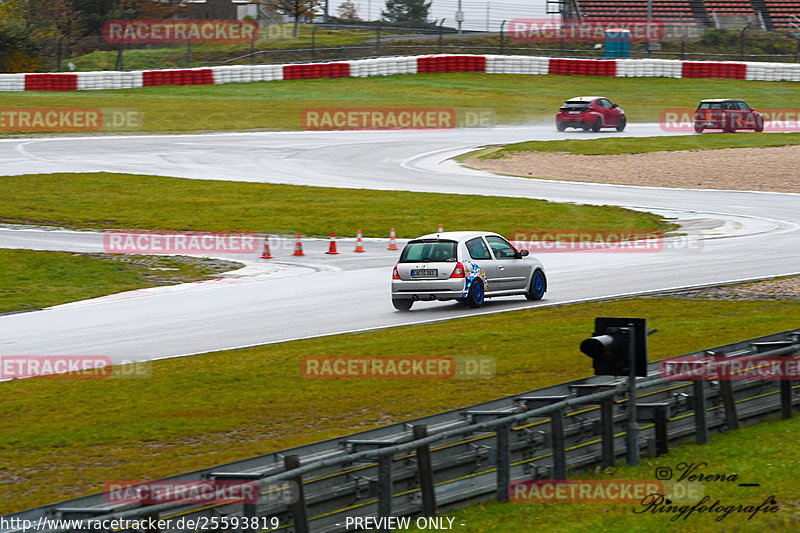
[605,29,631,58]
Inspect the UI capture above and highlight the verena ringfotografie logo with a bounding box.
[510,229,667,253]
[302,356,495,379]
[661,356,800,381]
[0,108,142,132]
[104,480,264,505]
[1,356,151,380]
[509,18,664,42]
[661,108,800,132]
[301,108,495,130]
[103,231,258,255]
[103,20,257,44]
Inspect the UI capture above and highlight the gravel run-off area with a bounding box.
[465,145,800,193]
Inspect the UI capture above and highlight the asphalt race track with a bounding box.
[1,124,799,365]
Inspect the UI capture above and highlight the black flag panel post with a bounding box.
[580,317,651,466]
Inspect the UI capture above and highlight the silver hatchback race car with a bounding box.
[391,231,547,311]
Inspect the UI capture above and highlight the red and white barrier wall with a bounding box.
[1,54,798,91]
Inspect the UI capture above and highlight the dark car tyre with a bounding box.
[392,298,413,311]
[526,270,547,301]
[557,121,567,132]
[722,116,735,133]
[616,115,626,132]
[465,279,485,308]
[694,124,704,133]
[591,117,602,132]
[755,116,764,132]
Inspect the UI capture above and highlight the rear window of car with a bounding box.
[399,240,458,263]
[697,102,723,110]
[561,101,592,110]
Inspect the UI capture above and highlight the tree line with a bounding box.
[0,0,432,72]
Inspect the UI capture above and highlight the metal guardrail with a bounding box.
[3,329,799,532]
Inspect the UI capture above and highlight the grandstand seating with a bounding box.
[762,0,800,28]
[704,1,756,15]
[576,0,800,30]
[578,1,697,26]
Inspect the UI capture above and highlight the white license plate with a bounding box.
[568,111,581,115]
[411,269,438,278]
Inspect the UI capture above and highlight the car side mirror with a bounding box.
[611,103,619,108]
[515,250,529,258]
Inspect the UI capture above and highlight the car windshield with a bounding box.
[399,240,458,263]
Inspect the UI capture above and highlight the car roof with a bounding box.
[411,231,501,242]
[565,96,604,102]
[699,99,743,102]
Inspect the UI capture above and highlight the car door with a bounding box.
[724,101,744,129]
[597,98,621,126]
[736,101,757,129]
[485,235,531,291]
[464,236,499,292]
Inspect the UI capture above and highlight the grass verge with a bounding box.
[0,250,241,313]
[400,414,800,533]
[0,290,798,513]
[0,173,670,236]
[1,75,798,134]
[472,132,800,158]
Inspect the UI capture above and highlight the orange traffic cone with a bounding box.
[354,229,366,253]
[387,228,398,250]
[261,235,273,259]
[293,233,305,256]
[326,231,339,254]
[437,223,444,233]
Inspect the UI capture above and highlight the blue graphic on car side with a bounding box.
[462,262,487,298]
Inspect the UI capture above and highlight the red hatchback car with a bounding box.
[694,99,764,133]
[556,96,626,132]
